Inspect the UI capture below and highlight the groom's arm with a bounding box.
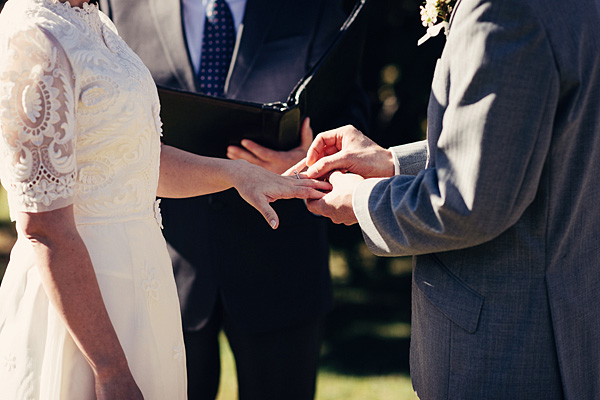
[354,0,559,256]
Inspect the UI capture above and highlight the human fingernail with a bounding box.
[270,219,277,228]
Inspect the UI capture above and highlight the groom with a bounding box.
[294,0,600,398]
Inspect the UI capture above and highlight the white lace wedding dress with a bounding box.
[0,0,186,398]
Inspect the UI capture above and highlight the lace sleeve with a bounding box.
[0,26,77,214]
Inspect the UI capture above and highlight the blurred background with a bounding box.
[0,0,446,398]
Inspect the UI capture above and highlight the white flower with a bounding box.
[420,0,456,28]
[420,1,439,26]
[3,353,16,372]
[55,175,75,198]
[173,343,184,360]
[142,265,160,303]
[418,0,456,45]
[32,179,58,206]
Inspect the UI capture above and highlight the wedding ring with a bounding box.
[293,170,300,180]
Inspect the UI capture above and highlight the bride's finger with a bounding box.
[280,186,327,200]
[293,177,332,192]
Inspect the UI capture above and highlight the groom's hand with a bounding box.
[306,171,364,225]
[288,125,395,180]
[226,118,314,174]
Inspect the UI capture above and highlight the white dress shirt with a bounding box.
[181,0,247,74]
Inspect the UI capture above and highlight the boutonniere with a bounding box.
[418,0,457,46]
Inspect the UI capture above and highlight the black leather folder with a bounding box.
[157,0,368,158]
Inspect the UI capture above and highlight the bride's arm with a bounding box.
[157,144,331,228]
[0,28,142,399]
[157,144,245,197]
[15,206,143,400]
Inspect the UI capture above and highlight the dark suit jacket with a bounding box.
[99,0,369,333]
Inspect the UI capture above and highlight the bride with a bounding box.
[0,0,330,398]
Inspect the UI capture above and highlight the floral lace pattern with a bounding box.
[0,3,187,398]
[3,353,16,372]
[0,0,162,222]
[172,342,184,361]
[141,264,160,303]
[0,27,77,211]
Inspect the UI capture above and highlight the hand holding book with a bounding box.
[226,118,314,174]
[157,0,369,159]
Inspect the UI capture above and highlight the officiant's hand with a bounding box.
[305,171,363,225]
[286,125,395,180]
[226,118,314,174]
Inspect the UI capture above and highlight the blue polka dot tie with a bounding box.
[198,0,236,96]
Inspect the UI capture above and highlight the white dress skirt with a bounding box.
[0,218,186,399]
[0,0,187,398]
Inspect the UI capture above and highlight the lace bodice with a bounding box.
[0,0,163,224]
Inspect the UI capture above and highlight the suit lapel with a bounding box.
[148,0,196,91]
[226,0,284,98]
[448,0,463,33]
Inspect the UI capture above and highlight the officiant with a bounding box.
[98,0,370,399]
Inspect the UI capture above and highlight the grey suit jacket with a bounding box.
[354,0,600,398]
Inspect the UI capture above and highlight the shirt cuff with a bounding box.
[388,148,401,175]
[352,177,393,254]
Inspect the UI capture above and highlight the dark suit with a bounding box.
[98,0,369,398]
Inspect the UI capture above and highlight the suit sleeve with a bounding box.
[353,0,559,256]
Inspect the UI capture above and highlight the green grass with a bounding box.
[0,187,9,222]
[216,332,418,400]
[316,372,417,400]
[214,247,418,399]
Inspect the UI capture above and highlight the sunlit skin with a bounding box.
[306,170,363,225]
[285,125,395,225]
[226,117,315,174]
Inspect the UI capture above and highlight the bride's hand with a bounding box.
[95,368,144,400]
[231,160,332,229]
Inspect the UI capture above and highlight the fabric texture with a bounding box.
[0,0,186,398]
[197,0,235,96]
[353,0,600,398]
[181,0,246,74]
